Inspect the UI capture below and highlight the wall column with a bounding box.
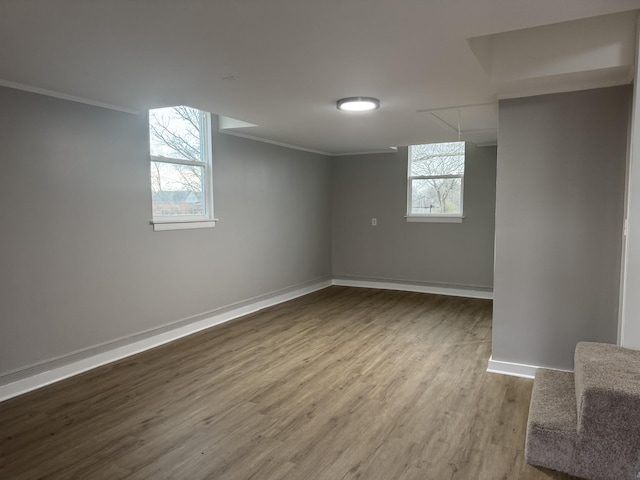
[620,15,640,350]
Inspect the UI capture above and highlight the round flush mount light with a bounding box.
[336,97,380,112]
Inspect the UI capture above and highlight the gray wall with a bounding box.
[0,87,332,379]
[492,86,630,370]
[331,144,497,289]
[621,46,640,351]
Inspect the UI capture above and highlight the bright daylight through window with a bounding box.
[149,106,214,229]
[407,141,465,222]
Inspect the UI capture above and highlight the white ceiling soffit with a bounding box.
[218,116,258,130]
[468,10,637,100]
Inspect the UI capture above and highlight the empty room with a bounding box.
[3,1,640,479]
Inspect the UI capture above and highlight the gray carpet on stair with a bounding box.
[525,342,640,480]
[525,369,577,474]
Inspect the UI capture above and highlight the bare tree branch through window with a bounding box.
[149,106,212,218]
[408,142,465,215]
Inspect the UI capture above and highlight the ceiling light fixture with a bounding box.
[337,97,380,112]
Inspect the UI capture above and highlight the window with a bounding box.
[407,141,465,223]
[149,106,215,231]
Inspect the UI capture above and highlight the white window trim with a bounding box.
[406,144,465,223]
[152,220,218,232]
[150,110,216,231]
[406,216,463,223]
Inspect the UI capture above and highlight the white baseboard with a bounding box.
[487,356,574,379]
[0,277,494,402]
[0,279,332,402]
[332,277,493,300]
[486,356,542,379]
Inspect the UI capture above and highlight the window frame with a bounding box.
[149,108,216,231]
[406,142,465,223]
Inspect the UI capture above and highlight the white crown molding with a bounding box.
[0,79,140,115]
[331,148,400,157]
[218,129,332,156]
[219,129,400,157]
[0,82,487,156]
[416,102,498,113]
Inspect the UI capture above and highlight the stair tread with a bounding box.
[526,343,640,480]
[574,342,640,415]
[575,342,640,393]
[528,368,576,432]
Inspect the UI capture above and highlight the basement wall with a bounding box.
[0,87,332,382]
[331,144,497,290]
[492,86,630,370]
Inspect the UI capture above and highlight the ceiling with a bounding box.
[1,0,640,155]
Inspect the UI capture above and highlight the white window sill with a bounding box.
[406,215,464,224]
[152,219,218,231]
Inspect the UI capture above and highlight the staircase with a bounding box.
[525,342,640,479]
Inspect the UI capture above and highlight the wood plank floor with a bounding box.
[0,286,576,480]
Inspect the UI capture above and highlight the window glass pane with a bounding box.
[411,177,462,215]
[149,106,204,162]
[410,141,465,176]
[151,161,206,216]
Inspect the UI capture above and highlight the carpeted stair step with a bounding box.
[571,342,640,479]
[525,368,577,474]
[574,342,640,433]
